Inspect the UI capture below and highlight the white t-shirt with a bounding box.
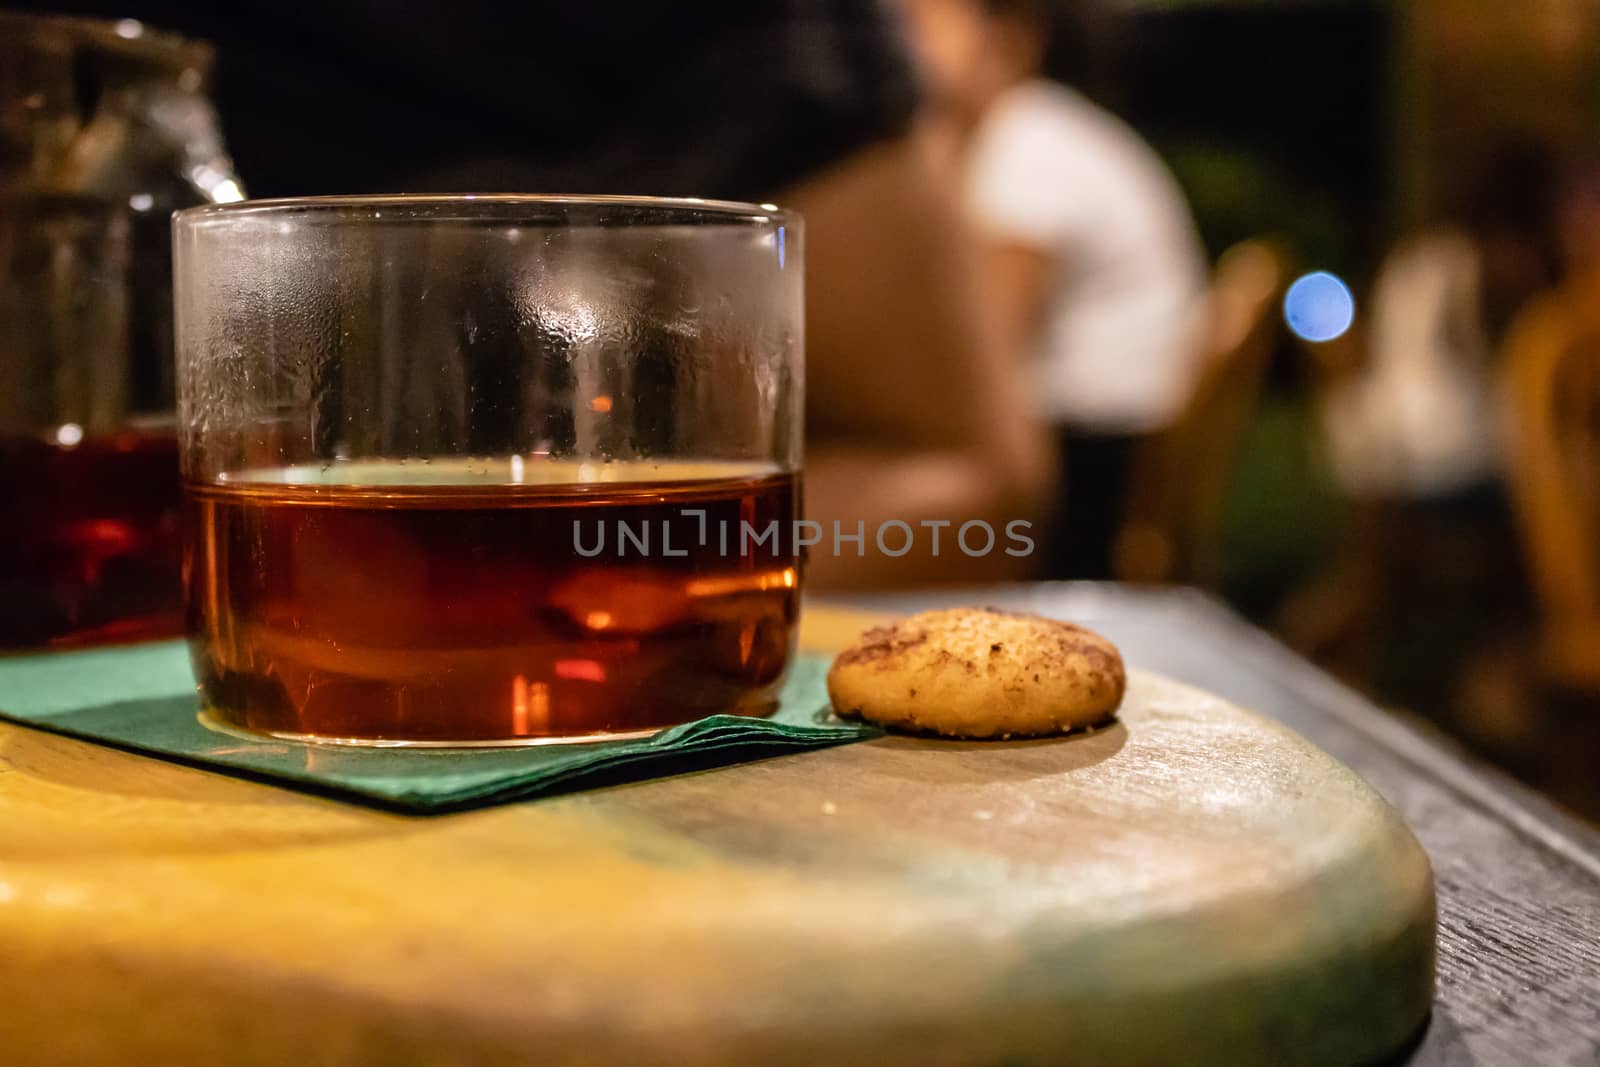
[967,80,1208,432]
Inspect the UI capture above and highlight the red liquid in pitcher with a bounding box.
[184,460,800,742]
[0,427,183,647]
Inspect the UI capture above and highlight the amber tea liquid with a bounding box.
[184,460,800,743]
[0,427,183,647]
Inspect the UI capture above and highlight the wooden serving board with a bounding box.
[0,607,1434,1066]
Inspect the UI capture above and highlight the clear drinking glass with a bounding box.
[173,195,803,745]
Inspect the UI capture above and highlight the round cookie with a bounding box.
[826,607,1125,739]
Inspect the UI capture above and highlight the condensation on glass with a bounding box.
[174,195,804,745]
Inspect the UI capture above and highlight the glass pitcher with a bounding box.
[0,12,245,646]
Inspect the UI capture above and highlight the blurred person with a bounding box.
[1292,142,1581,730]
[20,0,1053,588]
[1322,141,1563,502]
[904,0,1209,578]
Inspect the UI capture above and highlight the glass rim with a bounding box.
[173,193,795,227]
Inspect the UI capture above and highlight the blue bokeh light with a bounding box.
[1283,271,1355,343]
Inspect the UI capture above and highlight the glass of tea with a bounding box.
[173,195,802,745]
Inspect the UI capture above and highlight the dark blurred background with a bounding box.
[1050,0,1600,819]
[1115,0,1388,271]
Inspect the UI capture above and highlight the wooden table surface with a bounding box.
[0,583,1592,1065]
[847,584,1600,1067]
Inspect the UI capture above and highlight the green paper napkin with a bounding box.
[0,642,875,812]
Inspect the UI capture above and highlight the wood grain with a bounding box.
[851,584,1600,1067]
[0,603,1436,1065]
